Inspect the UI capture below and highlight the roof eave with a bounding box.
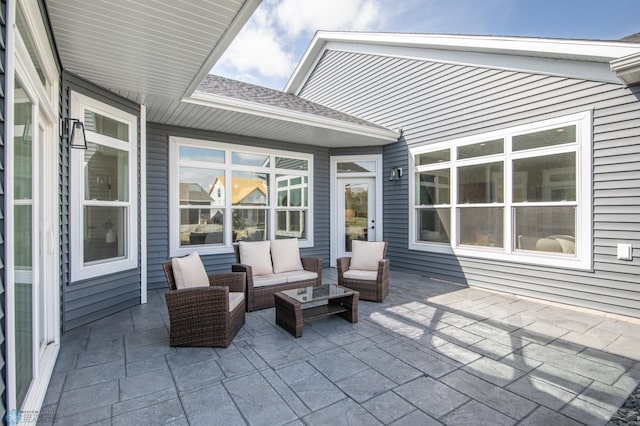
[184,92,399,142]
[611,52,640,85]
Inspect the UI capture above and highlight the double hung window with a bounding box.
[410,112,592,269]
[170,137,313,256]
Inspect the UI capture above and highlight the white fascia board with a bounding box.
[286,31,640,93]
[183,92,399,142]
[611,52,640,85]
[182,0,262,98]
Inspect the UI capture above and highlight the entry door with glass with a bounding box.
[337,178,376,259]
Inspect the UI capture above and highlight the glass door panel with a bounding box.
[338,178,375,258]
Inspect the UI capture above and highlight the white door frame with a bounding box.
[6,0,60,414]
[330,155,383,267]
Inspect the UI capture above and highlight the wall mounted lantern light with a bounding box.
[390,167,403,181]
[64,118,87,149]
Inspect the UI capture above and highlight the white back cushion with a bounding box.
[350,241,385,271]
[239,241,273,276]
[271,238,303,273]
[172,252,209,289]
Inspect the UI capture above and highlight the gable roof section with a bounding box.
[286,32,640,94]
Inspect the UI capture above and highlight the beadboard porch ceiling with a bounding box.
[45,0,397,147]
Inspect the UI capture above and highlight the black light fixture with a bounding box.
[390,167,403,181]
[64,118,87,149]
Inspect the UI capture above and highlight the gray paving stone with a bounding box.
[561,395,616,425]
[76,344,124,369]
[170,357,225,393]
[293,329,340,354]
[124,326,169,348]
[392,410,443,425]
[112,398,187,426]
[530,363,594,394]
[64,359,125,391]
[249,333,312,367]
[506,374,575,411]
[334,368,397,403]
[518,406,584,426]
[225,371,297,426]
[119,368,175,400]
[468,338,517,360]
[309,348,370,382]
[435,342,483,365]
[394,376,469,418]
[234,340,270,370]
[112,387,179,417]
[42,372,65,406]
[441,400,516,426]
[463,356,526,387]
[56,380,119,417]
[275,362,344,411]
[125,342,174,363]
[260,367,311,417]
[362,391,416,424]
[164,346,217,370]
[53,351,78,373]
[303,398,382,426]
[52,405,111,425]
[126,355,170,377]
[381,341,458,378]
[577,380,632,411]
[181,383,245,426]
[349,346,422,384]
[441,369,537,420]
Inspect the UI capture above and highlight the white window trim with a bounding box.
[409,111,593,270]
[70,91,139,281]
[169,136,314,257]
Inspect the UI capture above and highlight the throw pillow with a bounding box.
[349,240,385,271]
[171,252,209,289]
[239,240,273,276]
[271,238,304,273]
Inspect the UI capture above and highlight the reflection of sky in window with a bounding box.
[232,170,268,180]
[179,167,224,197]
[179,147,224,163]
[232,152,269,167]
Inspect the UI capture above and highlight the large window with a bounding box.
[170,138,313,256]
[409,112,592,269]
[71,92,138,281]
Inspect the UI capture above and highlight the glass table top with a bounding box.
[280,284,353,303]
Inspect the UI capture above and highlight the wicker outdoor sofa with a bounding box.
[232,239,322,311]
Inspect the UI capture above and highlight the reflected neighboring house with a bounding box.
[180,182,212,206]
[210,176,267,206]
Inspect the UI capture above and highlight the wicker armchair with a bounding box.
[337,241,389,302]
[162,261,246,347]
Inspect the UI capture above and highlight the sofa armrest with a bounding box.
[165,286,229,319]
[378,259,390,282]
[301,257,322,285]
[209,272,246,293]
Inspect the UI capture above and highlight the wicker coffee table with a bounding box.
[274,285,359,337]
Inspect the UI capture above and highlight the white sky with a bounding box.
[211,0,640,90]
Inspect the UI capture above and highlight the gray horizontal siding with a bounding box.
[300,49,640,319]
[146,123,331,290]
[62,72,141,331]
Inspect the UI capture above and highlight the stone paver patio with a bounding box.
[39,269,640,425]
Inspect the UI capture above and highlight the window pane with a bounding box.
[85,142,129,201]
[337,161,376,173]
[84,206,126,263]
[416,149,450,166]
[276,210,306,239]
[14,79,32,199]
[458,162,504,203]
[514,206,575,254]
[513,153,575,202]
[232,171,268,206]
[459,207,504,248]
[233,209,267,241]
[16,5,46,86]
[416,170,450,205]
[513,125,576,151]
[232,151,269,167]
[417,208,450,243]
[179,146,224,163]
[84,110,129,141]
[179,208,224,246]
[179,167,224,205]
[276,175,307,207]
[276,156,308,170]
[457,139,503,159]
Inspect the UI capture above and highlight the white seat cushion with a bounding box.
[278,270,317,283]
[229,292,245,312]
[349,241,385,271]
[344,269,378,281]
[171,252,209,289]
[239,241,273,276]
[252,274,286,288]
[270,238,303,273]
